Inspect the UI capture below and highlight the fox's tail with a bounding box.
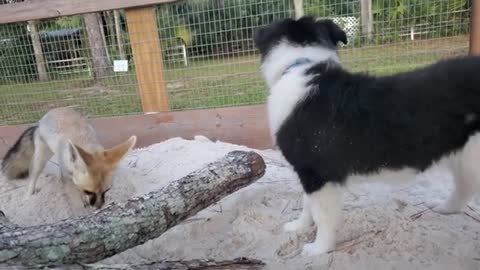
[1,126,38,179]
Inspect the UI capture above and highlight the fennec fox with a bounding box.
[1,106,136,209]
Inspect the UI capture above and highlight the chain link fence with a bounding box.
[0,0,471,125]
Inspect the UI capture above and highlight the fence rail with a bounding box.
[0,0,177,24]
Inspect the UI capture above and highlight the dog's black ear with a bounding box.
[317,19,347,46]
[253,26,267,49]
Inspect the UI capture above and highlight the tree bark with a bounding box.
[105,11,116,49]
[360,0,373,42]
[0,211,18,233]
[293,0,304,19]
[84,12,112,79]
[27,20,48,81]
[0,151,265,267]
[114,10,126,59]
[98,12,112,63]
[73,258,265,270]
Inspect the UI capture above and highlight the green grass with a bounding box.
[0,35,469,125]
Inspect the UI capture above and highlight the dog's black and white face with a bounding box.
[253,16,347,87]
[253,16,347,61]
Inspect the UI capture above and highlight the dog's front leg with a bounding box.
[301,182,342,256]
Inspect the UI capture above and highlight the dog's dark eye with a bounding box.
[84,190,95,196]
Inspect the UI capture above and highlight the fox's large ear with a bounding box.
[103,135,137,167]
[67,140,93,170]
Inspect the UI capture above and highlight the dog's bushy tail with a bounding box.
[1,126,38,179]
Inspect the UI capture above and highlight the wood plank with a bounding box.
[125,7,169,112]
[0,105,273,158]
[0,0,178,24]
[470,0,480,55]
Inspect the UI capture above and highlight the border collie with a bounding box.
[253,16,480,255]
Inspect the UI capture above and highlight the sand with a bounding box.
[1,136,480,269]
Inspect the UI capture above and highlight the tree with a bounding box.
[84,13,112,80]
[293,0,304,19]
[114,10,126,59]
[27,20,48,81]
[360,0,373,42]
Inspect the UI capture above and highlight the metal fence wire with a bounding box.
[0,0,471,125]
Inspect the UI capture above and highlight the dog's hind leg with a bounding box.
[429,135,480,214]
[284,193,313,232]
[301,182,342,256]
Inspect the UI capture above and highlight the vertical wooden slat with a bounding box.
[125,7,169,112]
[470,0,480,56]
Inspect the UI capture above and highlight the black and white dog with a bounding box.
[254,16,480,255]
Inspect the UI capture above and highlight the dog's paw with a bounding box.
[301,242,331,256]
[426,201,461,215]
[283,219,311,232]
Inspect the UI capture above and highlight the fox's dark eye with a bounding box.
[88,194,97,205]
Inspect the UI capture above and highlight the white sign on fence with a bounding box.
[113,60,129,72]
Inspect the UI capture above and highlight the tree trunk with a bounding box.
[27,20,48,81]
[98,12,111,63]
[114,10,126,59]
[293,0,304,19]
[73,258,264,270]
[106,11,116,49]
[84,12,112,79]
[0,151,265,267]
[360,0,373,42]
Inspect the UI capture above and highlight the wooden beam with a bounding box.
[470,0,480,55]
[0,0,178,24]
[0,105,273,157]
[125,7,169,112]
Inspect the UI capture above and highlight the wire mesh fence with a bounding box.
[0,0,472,125]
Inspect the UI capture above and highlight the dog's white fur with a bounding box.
[262,40,480,255]
[262,42,339,143]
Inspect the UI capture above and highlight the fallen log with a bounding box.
[0,151,266,267]
[76,257,265,270]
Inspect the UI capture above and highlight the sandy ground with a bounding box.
[1,136,480,270]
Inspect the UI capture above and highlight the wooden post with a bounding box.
[125,7,169,112]
[470,0,480,55]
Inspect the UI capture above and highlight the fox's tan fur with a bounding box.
[1,106,136,209]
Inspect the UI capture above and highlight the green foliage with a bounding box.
[39,15,84,31]
[0,0,473,84]
[157,0,295,59]
[153,0,470,57]
[372,0,470,44]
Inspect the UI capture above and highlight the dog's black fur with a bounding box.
[255,16,480,194]
[254,17,347,58]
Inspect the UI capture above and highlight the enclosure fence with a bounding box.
[0,0,471,125]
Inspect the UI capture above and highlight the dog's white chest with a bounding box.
[267,72,313,138]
